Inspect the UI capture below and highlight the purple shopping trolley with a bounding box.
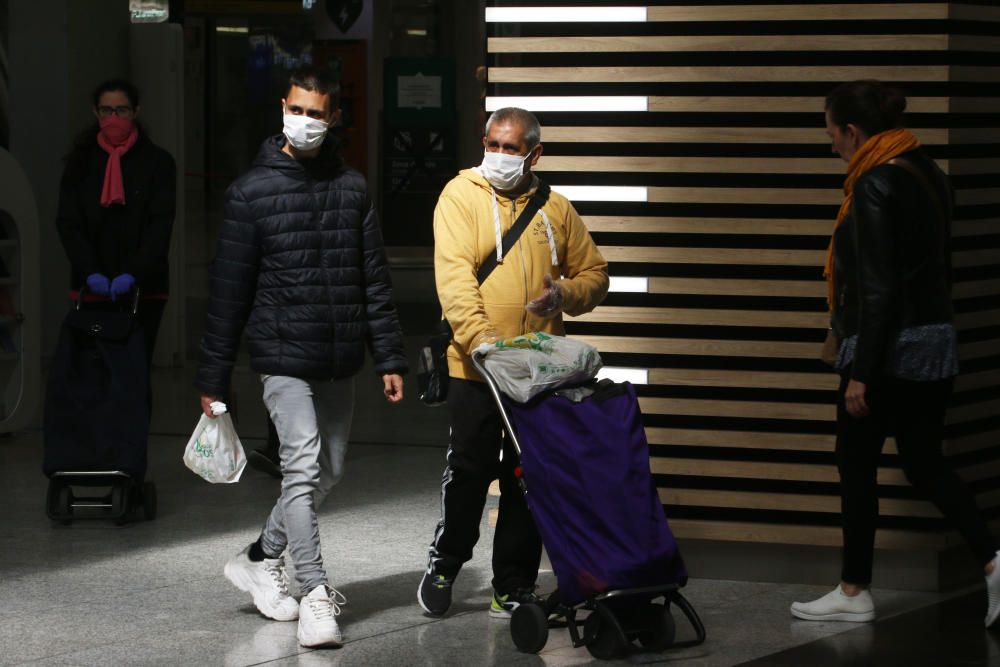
[472,351,705,659]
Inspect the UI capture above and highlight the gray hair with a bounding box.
[484,107,541,149]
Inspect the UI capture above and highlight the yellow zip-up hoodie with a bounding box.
[434,168,609,381]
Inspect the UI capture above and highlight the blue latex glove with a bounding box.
[109,273,136,301]
[86,273,110,296]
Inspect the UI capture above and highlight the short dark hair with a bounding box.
[485,107,541,149]
[285,65,340,106]
[825,79,906,137]
[92,78,140,109]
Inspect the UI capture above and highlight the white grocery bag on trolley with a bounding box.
[476,332,603,403]
[183,401,247,483]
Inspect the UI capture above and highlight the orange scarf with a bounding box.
[824,128,920,310]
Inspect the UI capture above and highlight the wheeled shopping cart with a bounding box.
[43,289,156,524]
[471,350,705,659]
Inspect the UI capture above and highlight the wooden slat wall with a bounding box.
[486,1,1000,547]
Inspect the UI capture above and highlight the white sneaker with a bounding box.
[223,544,299,621]
[297,585,346,648]
[985,551,1000,628]
[790,585,875,622]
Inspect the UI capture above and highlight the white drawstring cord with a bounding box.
[539,209,558,267]
[490,188,504,263]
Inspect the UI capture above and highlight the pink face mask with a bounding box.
[98,115,135,146]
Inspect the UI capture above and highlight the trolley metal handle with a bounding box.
[470,349,525,461]
[75,285,142,315]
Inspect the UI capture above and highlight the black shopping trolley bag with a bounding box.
[43,303,150,479]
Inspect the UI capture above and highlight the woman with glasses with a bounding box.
[55,78,176,371]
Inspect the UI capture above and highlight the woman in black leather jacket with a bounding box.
[790,80,1000,626]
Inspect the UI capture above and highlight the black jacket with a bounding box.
[56,133,176,294]
[195,135,408,397]
[831,148,954,383]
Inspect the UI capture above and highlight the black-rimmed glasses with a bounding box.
[96,105,134,118]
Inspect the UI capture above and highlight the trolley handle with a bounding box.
[75,284,143,316]
[470,349,526,462]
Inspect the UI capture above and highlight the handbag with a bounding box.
[418,182,551,406]
[417,318,454,406]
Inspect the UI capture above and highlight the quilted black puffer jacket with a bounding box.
[831,147,954,383]
[196,135,407,397]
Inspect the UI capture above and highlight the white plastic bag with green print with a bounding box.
[476,332,603,403]
[183,405,247,483]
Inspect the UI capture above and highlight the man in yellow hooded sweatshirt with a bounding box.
[417,107,609,618]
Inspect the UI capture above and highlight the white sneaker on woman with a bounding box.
[298,585,346,648]
[790,585,875,622]
[985,551,1000,628]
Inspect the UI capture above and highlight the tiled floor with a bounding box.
[1,365,991,666]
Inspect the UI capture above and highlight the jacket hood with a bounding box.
[253,134,344,177]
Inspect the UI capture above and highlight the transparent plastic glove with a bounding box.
[86,273,111,296]
[109,273,136,301]
[476,328,500,347]
[525,274,563,319]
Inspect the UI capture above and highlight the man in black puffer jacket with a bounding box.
[195,66,407,648]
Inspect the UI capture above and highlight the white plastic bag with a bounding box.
[478,332,602,403]
[183,402,247,483]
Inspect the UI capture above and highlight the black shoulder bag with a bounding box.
[418,182,551,406]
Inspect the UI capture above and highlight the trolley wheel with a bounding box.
[511,603,549,654]
[142,482,157,521]
[637,603,676,651]
[111,484,128,525]
[584,606,628,660]
[58,484,74,525]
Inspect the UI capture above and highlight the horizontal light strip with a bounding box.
[574,335,998,362]
[589,303,1000,332]
[645,4,949,22]
[954,249,1000,268]
[608,277,649,293]
[551,185,647,202]
[485,7,646,22]
[647,277,824,299]
[488,65,957,83]
[215,26,249,33]
[648,187,841,206]
[582,216,833,236]
[488,34,954,53]
[568,305,827,328]
[643,96,952,113]
[536,156,844,175]
[542,126,956,144]
[597,367,648,385]
[598,246,825,267]
[485,96,647,112]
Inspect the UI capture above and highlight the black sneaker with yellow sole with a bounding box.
[489,587,540,619]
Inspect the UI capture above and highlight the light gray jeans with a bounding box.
[258,374,355,593]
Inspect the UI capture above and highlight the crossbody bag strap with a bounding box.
[888,157,950,225]
[476,182,551,286]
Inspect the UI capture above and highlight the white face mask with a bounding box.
[283,112,328,152]
[480,150,530,191]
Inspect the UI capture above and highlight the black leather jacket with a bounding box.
[830,148,954,384]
